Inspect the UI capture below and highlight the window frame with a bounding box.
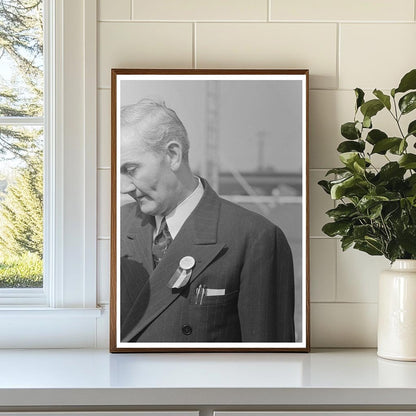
[0,0,100,348]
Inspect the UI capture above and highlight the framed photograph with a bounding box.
[110,69,309,352]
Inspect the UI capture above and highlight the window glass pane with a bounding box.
[0,0,44,117]
[0,0,44,291]
[0,126,43,288]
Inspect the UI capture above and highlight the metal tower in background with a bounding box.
[202,81,220,192]
[256,130,270,172]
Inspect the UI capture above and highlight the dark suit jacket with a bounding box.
[120,179,295,342]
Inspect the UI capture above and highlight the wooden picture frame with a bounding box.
[110,69,310,352]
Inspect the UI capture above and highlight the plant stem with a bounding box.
[390,97,407,139]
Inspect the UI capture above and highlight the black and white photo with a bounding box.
[110,69,309,352]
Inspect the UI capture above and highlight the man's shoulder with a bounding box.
[121,201,140,220]
[218,196,276,231]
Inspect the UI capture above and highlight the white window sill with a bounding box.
[0,307,102,316]
[0,307,103,348]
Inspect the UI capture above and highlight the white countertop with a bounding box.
[0,348,416,408]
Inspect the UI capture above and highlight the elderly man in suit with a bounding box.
[120,98,295,343]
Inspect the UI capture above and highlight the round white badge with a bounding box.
[179,256,195,270]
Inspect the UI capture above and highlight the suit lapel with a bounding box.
[122,180,225,341]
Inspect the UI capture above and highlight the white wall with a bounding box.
[95,0,416,348]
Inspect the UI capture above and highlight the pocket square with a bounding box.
[205,288,226,296]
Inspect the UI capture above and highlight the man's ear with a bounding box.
[166,141,182,171]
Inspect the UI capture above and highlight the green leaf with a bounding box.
[326,203,357,220]
[318,180,331,194]
[369,203,383,220]
[408,174,416,186]
[366,129,387,145]
[352,224,373,240]
[341,122,361,140]
[337,140,365,153]
[341,235,355,251]
[390,139,408,155]
[386,240,403,263]
[325,167,352,176]
[378,162,406,181]
[399,154,416,169]
[407,196,416,207]
[395,69,416,94]
[399,92,416,115]
[405,175,416,196]
[371,137,402,154]
[330,175,358,199]
[354,241,383,256]
[357,195,389,212]
[360,99,384,119]
[322,221,351,237]
[398,227,416,255]
[355,88,365,110]
[373,89,391,110]
[339,152,361,167]
[407,120,416,137]
[353,158,366,174]
[363,116,372,129]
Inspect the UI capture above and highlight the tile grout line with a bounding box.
[97,19,415,24]
[311,301,378,305]
[267,0,271,22]
[130,0,133,20]
[334,230,339,303]
[309,236,339,239]
[336,22,340,90]
[193,22,197,68]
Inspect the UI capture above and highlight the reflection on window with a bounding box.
[0,0,44,288]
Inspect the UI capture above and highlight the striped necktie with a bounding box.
[152,217,172,267]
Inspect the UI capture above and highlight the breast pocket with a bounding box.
[192,288,239,306]
[188,289,241,341]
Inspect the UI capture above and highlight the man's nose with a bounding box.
[120,174,136,194]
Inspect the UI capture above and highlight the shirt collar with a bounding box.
[154,177,204,239]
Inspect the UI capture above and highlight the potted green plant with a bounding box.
[319,68,416,361]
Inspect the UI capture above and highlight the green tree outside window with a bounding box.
[0,0,44,288]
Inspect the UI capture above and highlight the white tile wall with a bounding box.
[196,23,338,89]
[270,0,414,22]
[311,303,378,347]
[310,239,336,302]
[340,24,416,90]
[99,0,131,21]
[95,0,416,348]
[98,22,193,88]
[336,246,390,303]
[132,0,268,21]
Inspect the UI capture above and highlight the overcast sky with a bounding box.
[120,79,303,174]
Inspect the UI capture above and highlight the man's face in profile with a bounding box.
[120,126,177,216]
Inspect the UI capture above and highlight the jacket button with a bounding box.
[182,325,192,335]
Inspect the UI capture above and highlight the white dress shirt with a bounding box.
[154,177,204,239]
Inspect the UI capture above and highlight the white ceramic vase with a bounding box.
[378,259,416,361]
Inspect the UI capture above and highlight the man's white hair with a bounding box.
[121,98,190,159]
